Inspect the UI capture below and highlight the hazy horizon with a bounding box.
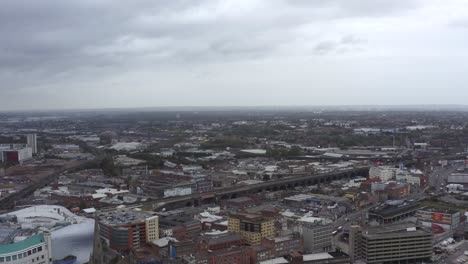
[1,0,468,110]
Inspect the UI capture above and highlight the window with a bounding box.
[18,253,23,259]
[33,248,37,253]
[28,250,32,256]
[0,257,4,262]
[12,255,17,260]
[38,246,42,252]
[5,257,11,262]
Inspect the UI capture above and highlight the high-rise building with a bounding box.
[349,222,432,264]
[228,213,275,245]
[26,134,37,154]
[97,208,159,251]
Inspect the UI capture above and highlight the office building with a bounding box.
[97,208,159,251]
[26,134,37,154]
[369,166,397,181]
[0,233,52,264]
[0,144,33,164]
[228,213,275,245]
[298,218,333,254]
[349,222,432,264]
[416,207,461,232]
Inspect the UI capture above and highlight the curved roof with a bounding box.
[0,234,45,255]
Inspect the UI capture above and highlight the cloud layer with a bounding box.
[1,0,468,110]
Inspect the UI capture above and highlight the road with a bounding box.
[428,163,464,194]
[438,240,468,264]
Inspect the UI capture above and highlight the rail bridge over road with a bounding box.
[147,166,369,210]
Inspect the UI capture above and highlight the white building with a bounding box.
[26,134,37,154]
[370,166,421,185]
[0,232,52,264]
[396,170,421,186]
[164,187,192,198]
[369,166,397,181]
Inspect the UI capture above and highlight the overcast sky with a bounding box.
[1,0,468,110]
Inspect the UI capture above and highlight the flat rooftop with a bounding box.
[363,222,431,239]
[417,207,459,215]
[98,208,155,226]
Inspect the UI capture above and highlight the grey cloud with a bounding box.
[284,0,421,18]
[0,0,417,75]
[313,35,366,55]
[1,0,463,110]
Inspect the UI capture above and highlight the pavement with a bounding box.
[438,240,468,264]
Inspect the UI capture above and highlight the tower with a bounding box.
[26,134,37,154]
[89,217,104,264]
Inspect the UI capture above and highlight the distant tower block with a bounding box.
[27,134,37,154]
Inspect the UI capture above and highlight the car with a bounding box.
[345,218,350,222]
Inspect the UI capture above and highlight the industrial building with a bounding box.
[228,213,275,245]
[349,222,432,264]
[97,208,159,251]
[367,202,420,225]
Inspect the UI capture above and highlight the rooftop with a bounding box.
[229,213,272,223]
[303,253,333,261]
[0,234,45,255]
[368,202,420,218]
[98,208,155,226]
[363,222,431,239]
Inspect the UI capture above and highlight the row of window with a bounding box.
[0,246,44,263]
[0,246,43,262]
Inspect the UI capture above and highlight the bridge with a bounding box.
[145,166,369,210]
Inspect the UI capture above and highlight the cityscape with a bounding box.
[2,0,468,263]
[2,109,468,263]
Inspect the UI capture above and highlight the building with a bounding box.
[416,207,461,233]
[396,170,421,186]
[261,233,303,257]
[196,232,244,251]
[97,208,159,251]
[369,166,397,181]
[228,213,275,245]
[0,144,32,164]
[198,246,250,264]
[302,252,351,264]
[0,233,52,264]
[349,222,432,264]
[258,251,350,264]
[298,218,333,254]
[367,202,419,225]
[448,173,468,187]
[26,134,37,154]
